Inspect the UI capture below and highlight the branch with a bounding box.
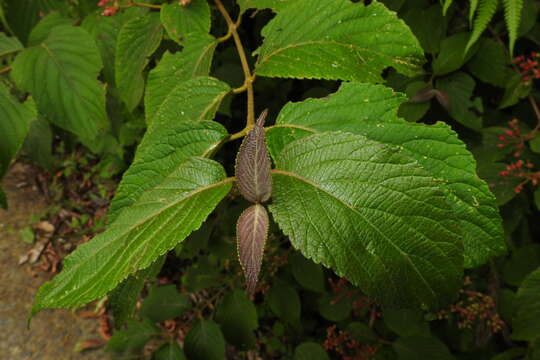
[214,0,255,127]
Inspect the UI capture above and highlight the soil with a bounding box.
[0,164,107,360]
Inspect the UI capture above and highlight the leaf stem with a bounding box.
[214,0,255,126]
[0,66,12,75]
[528,95,540,133]
[123,0,162,9]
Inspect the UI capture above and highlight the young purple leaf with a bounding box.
[235,110,272,203]
[236,203,269,295]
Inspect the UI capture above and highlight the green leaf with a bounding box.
[490,348,527,360]
[11,25,106,142]
[0,32,23,56]
[160,1,210,45]
[254,0,425,82]
[109,256,165,328]
[402,4,446,54]
[0,82,37,177]
[116,13,163,111]
[22,117,53,171]
[215,290,258,350]
[512,266,540,341]
[266,280,301,322]
[153,343,187,360]
[0,188,6,209]
[106,319,159,354]
[269,131,463,309]
[442,0,453,15]
[145,34,218,122]
[184,320,226,360]
[4,0,65,44]
[397,81,431,122]
[266,82,504,268]
[499,73,532,109]
[141,285,191,322]
[393,336,455,360]
[503,244,540,286]
[32,157,232,315]
[467,38,513,87]
[27,12,72,46]
[432,32,479,76]
[108,120,228,223]
[502,0,523,56]
[469,0,480,25]
[294,342,330,360]
[466,0,498,53]
[383,308,430,337]
[318,293,352,322]
[535,188,540,210]
[436,72,483,130]
[290,251,325,293]
[148,76,230,131]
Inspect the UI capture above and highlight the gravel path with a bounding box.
[0,164,106,360]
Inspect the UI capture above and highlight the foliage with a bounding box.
[1,0,539,359]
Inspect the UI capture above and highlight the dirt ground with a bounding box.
[0,164,106,360]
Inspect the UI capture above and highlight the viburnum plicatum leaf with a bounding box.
[116,13,163,111]
[0,32,23,56]
[11,25,106,142]
[147,76,230,130]
[269,131,463,309]
[266,82,505,268]
[512,266,540,341]
[254,0,425,82]
[235,110,273,203]
[145,34,218,123]
[32,157,232,315]
[108,120,228,224]
[160,1,211,45]
[236,204,270,295]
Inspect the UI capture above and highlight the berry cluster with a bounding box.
[323,325,379,360]
[436,280,504,334]
[98,0,118,16]
[513,52,540,85]
[497,118,540,193]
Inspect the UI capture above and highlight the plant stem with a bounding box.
[214,0,255,126]
[528,95,540,132]
[124,0,162,9]
[0,66,12,75]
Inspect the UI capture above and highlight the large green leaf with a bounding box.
[11,25,106,142]
[269,131,463,309]
[27,12,72,46]
[215,290,258,350]
[147,76,230,130]
[254,0,424,82]
[140,285,191,322]
[0,82,37,177]
[108,120,228,223]
[394,336,455,360]
[436,72,482,130]
[0,32,23,56]
[116,13,163,111]
[32,157,232,315]
[467,38,513,88]
[106,319,159,355]
[266,82,505,268]
[512,267,540,341]
[160,1,210,45]
[4,0,65,44]
[184,320,226,360]
[145,34,218,123]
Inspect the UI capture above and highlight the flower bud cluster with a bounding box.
[513,52,540,85]
[98,0,118,16]
[323,325,379,360]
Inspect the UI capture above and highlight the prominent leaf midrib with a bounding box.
[272,169,437,300]
[49,176,234,304]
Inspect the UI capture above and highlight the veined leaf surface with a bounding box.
[266,82,505,268]
[32,157,232,314]
[145,34,218,123]
[11,25,106,142]
[160,1,211,45]
[254,0,425,82]
[269,131,463,309]
[108,120,228,223]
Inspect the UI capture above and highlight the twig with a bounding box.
[0,66,12,75]
[214,0,255,126]
[528,95,540,132]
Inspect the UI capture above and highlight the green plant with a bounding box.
[2,0,540,359]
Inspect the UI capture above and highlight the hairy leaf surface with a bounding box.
[269,132,463,309]
[147,76,230,130]
[236,204,269,294]
[235,110,272,203]
[116,13,163,111]
[254,0,424,82]
[108,121,228,223]
[145,34,217,123]
[160,1,210,45]
[266,82,504,267]
[11,25,106,142]
[32,157,232,314]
